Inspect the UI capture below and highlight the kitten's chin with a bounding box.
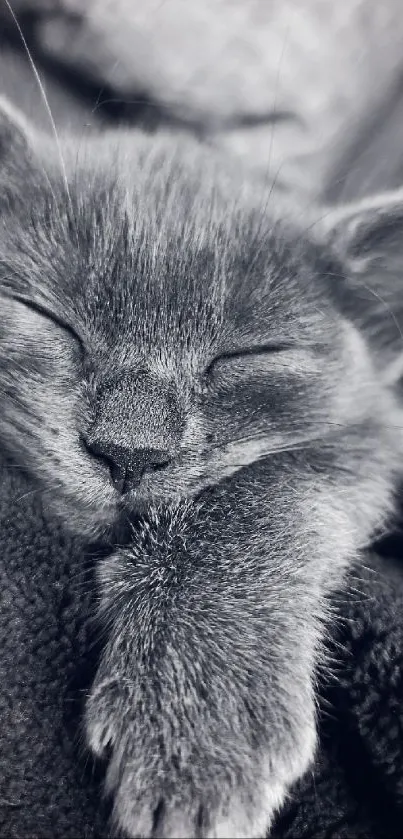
[42,477,190,542]
[41,493,121,541]
[44,491,160,544]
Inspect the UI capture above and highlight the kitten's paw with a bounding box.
[110,772,290,839]
[86,678,316,838]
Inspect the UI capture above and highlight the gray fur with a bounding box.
[1,101,403,837]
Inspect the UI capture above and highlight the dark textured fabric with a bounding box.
[0,458,402,838]
[273,551,403,838]
[0,461,107,838]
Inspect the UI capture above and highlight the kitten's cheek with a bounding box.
[42,457,120,536]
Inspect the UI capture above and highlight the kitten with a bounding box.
[1,96,403,838]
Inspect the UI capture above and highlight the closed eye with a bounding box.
[204,342,292,376]
[7,293,84,353]
[202,343,320,388]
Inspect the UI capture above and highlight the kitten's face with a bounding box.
[0,118,401,540]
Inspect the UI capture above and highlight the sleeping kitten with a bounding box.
[1,96,403,838]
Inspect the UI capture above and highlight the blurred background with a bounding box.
[2,0,403,206]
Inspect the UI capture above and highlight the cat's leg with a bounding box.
[86,451,370,839]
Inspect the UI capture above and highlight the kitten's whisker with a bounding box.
[223,19,293,292]
[13,481,63,504]
[316,265,403,353]
[92,83,107,116]
[243,158,286,287]
[3,0,73,220]
[311,419,403,431]
[294,205,352,242]
[242,19,292,284]
[357,280,403,349]
[266,20,291,190]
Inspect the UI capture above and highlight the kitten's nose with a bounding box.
[87,439,171,493]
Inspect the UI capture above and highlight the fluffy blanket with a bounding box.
[0,459,402,838]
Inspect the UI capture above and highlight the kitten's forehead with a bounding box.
[69,185,336,359]
[0,137,340,364]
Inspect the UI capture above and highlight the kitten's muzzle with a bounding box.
[85,438,171,494]
[83,370,184,495]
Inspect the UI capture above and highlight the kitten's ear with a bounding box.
[320,191,403,385]
[0,96,36,185]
